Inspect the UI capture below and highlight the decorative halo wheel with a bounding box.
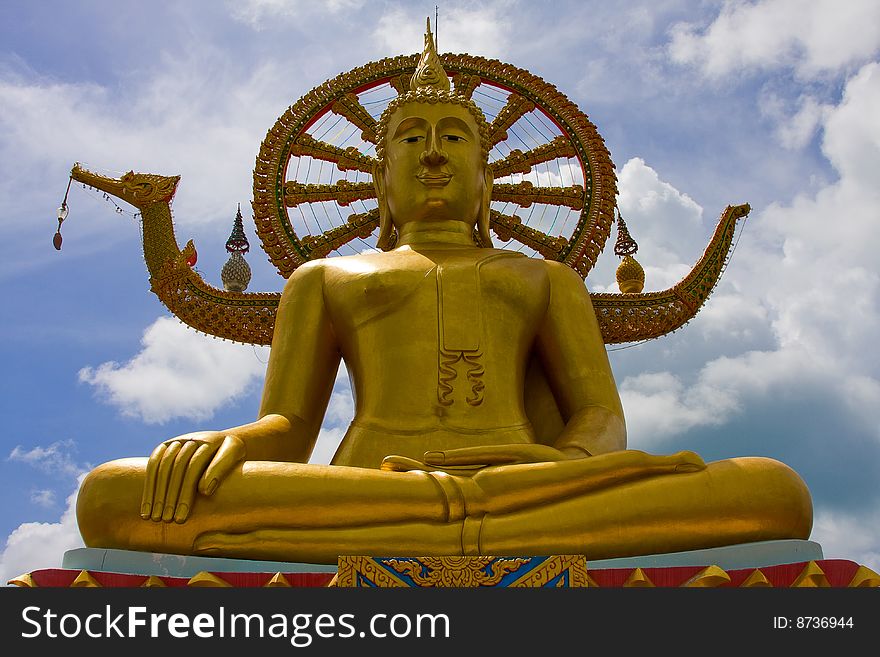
[68,50,742,348]
[253,53,617,280]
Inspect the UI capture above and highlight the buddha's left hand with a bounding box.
[381,443,579,474]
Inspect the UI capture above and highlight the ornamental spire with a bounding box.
[221,204,252,292]
[225,203,250,254]
[614,207,645,294]
[410,17,450,93]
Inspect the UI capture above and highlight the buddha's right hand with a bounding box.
[140,431,245,524]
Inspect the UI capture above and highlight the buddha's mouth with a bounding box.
[417,174,452,187]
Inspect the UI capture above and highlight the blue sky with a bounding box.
[1,0,879,580]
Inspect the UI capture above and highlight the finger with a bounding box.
[380,455,429,472]
[427,444,566,466]
[162,441,200,522]
[151,441,182,521]
[523,445,569,462]
[673,450,706,472]
[199,435,246,496]
[424,445,517,466]
[141,442,168,519]
[174,443,214,523]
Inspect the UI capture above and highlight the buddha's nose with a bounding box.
[420,131,448,167]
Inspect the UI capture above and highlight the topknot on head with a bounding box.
[375,19,491,165]
[411,17,450,93]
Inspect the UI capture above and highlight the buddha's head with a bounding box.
[373,20,493,249]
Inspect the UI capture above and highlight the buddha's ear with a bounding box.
[373,161,395,251]
[478,163,494,248]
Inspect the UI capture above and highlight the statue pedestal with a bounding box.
[8,540,878,588]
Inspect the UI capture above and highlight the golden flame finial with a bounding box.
[411,17,450,93]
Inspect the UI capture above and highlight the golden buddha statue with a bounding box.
[75,23,812,565]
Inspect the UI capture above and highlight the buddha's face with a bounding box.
[379,101,487,230]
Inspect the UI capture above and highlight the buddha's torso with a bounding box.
[320,245,551,467]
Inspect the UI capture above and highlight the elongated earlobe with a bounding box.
[373,162,395,251]
[478,165,494,248]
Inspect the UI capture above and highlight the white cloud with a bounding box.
[230,0,365,28]
[620,371,737,443]
[373,4,512,58]
[689,292,771,343]
[756,64,880,362]
[0,45,292,241]
[617,157,703,240]
[7,440,86,478]
[618,62,880,455]
[760,93,830,150]
[310,362,354,465]
[589,157,705,293]
[0,481,84,585]
[621,346,825,448]
[30,490,57,509]
[821,63,880,187]
[310,426,347,466]
[619,156,697,205]
[79,316,269,424]
[812,506,880,573]
[668,0,880,79]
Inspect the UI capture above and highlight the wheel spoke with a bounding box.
[301,208,380,258]
[452,72,481,99]
[331,93,379,143]
[291,134,376,174]
[489,209,569,258]
[491,136,577,178]
[488,94,536,147]
[492,181,585,210]
[283,180,376,207]
[389,73,413,94]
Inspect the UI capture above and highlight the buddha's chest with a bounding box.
[323,252,549,344]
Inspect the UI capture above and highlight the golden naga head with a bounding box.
[374,18,493,249]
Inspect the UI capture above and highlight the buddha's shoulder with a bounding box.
[488,255,593,299]
[283,250,584,285]
[284,253,387,282]
[484,250,582,279]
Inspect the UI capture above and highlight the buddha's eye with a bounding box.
[401,136,424,144]
[443,135,465,142]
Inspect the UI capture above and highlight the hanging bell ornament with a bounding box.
[54,175,73,252]
[616,255,645,294]
[53,203,69,251]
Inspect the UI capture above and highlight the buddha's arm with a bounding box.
[141,261,341,524]
[534,260,626,457]
[255,260,342,461]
